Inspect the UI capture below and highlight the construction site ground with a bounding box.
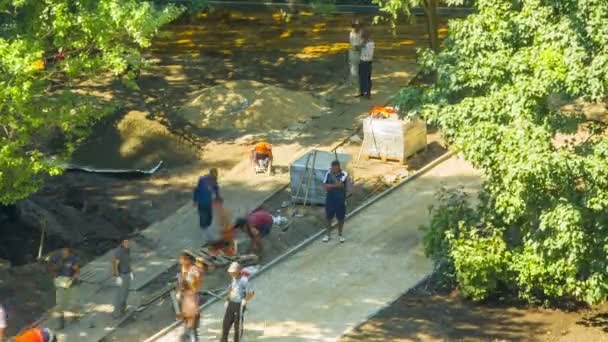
[155,154,481,342]
[2,10,606,342]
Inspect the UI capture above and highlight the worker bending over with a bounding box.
[233,209,274,256]
[207,198,237,257]
[251,141,273,175]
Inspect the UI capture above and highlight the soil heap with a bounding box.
[71,110,198,169]
[177,80,324,132]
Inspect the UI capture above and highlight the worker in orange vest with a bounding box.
[251,141,273,175]
[15,327,55,342]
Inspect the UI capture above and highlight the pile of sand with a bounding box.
[71,110,198,169]
[177,80,324,132]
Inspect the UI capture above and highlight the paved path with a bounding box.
[50,61,418,341]
[156,154,482,342]
[55,154,296,342]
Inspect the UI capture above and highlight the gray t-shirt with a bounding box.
[228,277,253,303]
[114,246,131,274]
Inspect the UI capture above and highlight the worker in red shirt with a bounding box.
[233,209,274,255]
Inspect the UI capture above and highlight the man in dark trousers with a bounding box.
[322,160,349,243]
[221,262,255,342]
[49,247,80,329]
[357,29,375,99]
[112,239,132,319]
[193,168,221,244]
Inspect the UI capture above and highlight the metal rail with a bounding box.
[144,148,455,341]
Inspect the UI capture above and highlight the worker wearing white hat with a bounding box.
[221,262,255,342]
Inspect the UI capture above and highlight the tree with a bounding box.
[0,1,183,205]
[403,0,608,304]
[373,0,465,52]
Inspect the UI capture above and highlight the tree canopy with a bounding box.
[0,0,183,205]
[403,0,608,304]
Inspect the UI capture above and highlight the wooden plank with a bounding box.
[362,153,405,165]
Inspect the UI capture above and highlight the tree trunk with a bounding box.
[423,0,440,52]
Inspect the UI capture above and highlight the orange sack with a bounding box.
[369,106,398,119]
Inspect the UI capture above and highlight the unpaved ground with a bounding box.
[341,274,608,342]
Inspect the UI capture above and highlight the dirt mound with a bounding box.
[71,110,199,169]
[177,80,324,132]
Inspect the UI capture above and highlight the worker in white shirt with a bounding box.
[357,29,375,99]
[221,262,254,342]
[348,19,362,85]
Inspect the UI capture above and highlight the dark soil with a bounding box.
[340,272,608,342]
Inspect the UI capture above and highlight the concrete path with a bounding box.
[55,156,295,341]
[156,154,482,342]
[50,60,418,341]
[54,133,363,342]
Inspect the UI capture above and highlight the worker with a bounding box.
[207,198,237,257]
[251,141,273,175]
[15,327,55,342]
[323,160,349,243]
[233,209,274,256]
[357,28,374,99]
[0,303,6,342]
[112,239,133,320]
[194,257,206,335]
[348,19,362,85]
[49,247,80,329]
[193,168,221,244]
[221,262,255,342]
[177,253,201,342]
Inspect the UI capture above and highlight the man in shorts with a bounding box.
[322,160,349,243]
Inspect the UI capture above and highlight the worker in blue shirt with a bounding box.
[322,160,349,243]
[193,168,221,244]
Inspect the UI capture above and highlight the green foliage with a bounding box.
[0,1,183,205]
[421,188,478,265]
[409,0,608,304]
[448,223,511,301]
[311,0,337,15]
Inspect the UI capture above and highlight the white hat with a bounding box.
[228,262,241,273]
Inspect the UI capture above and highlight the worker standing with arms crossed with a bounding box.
[221,262,255,342]
[323,160,349,243]
[112,239,133,320]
